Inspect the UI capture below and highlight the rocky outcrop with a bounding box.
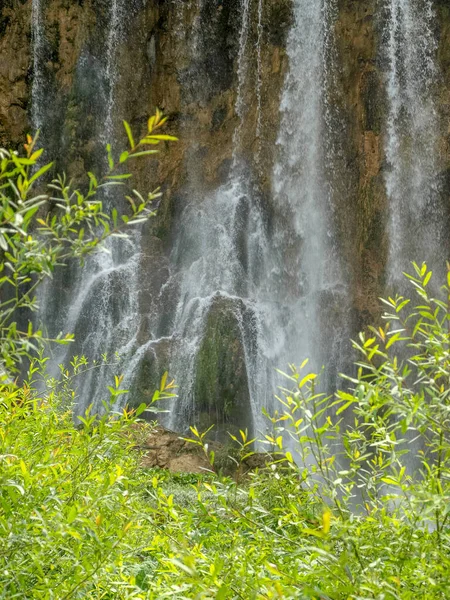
[0,1,30,146]
[138,425,212,474]
[194,295,255,441]
[135,424,270,475]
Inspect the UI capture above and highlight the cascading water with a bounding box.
[124,0,348,437]
[158,0,266,433]
[31,0,45,134]
[38,0,142,415]
[264,0,348,394]
[255,0,264,154]
[384,0,444,285]
[270,0,330,368]
[104,0,123,145]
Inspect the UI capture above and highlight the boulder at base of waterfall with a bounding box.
[194,294,256,443]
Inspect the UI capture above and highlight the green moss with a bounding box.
[265,0,294,47]
[194,296,253,441]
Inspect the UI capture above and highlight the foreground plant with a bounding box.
[0,109,176,373]
[0,357,176,599]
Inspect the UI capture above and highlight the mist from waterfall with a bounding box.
[384,0,444,285]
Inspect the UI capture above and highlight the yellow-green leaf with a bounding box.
[123,120,135,149]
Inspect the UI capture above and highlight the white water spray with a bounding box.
[255,0,264,152]
[384,0,443,284]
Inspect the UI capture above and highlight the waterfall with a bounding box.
[384,0,444,284]
[35,0,347,432]
[68,0,141,414]
[38,0,142,415]
[233,0,251,156]
[125,0,347,437]
[266,0,346,387]
[31,0,45,133]
[157,0,266,434]
[103,0,124,145]
[255,0,264,151]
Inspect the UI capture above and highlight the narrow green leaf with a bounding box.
[160,371,168,392]
[123,120,135,149]
[106,173,132,180]
[299,372,317,388]
[135,403,147,417]
[28,162,53,186]
[106,144,114,170]
[146,134,178,141]
[127,150,159,159]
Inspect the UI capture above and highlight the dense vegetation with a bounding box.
[0,126,449,598]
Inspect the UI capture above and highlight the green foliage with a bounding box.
[0,357,175,599]
[0,109,174,373]
[1,262,449,598]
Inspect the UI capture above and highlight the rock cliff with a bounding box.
[1,0,449,436]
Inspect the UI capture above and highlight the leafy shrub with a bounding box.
[0,355,177,599]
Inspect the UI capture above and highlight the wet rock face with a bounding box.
[0,1,30,146]
[2,0,450,433]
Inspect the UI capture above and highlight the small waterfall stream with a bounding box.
[37,0,141,414]
[160,0,267,433]
[104,0,124,145]
[255,0,264,145]
[384,0,444,285]
[268,0,345,383]
[31,0,45,133]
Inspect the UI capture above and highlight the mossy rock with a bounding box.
[130,338,173,413]
[360,69,383,134]
[194,294,254,442]
[264,0,294,48]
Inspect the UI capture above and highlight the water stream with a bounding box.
[266,0,347,396]
[384,0,444,285]
[37,0,141,415]
[31,0,45,134]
